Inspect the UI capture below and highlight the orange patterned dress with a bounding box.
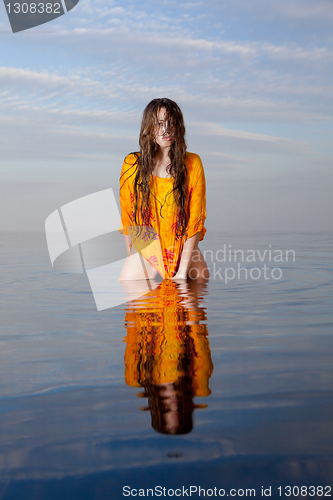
[118,152,207,278]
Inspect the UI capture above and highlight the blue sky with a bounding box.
[0,0,332,232]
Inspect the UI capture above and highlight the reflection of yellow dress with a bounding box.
[118,152,207,278]
[124,280,213,398]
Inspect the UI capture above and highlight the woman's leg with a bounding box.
[119,252,158,281]
[119,233,158,281]
[187,247,210,279]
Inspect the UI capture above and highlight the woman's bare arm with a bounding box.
[172,232,201,279]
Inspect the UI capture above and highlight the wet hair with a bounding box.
[137,323,197,435]
[133,98,188,239]
[143,380,194,435]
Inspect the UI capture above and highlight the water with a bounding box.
[0,231,332,499]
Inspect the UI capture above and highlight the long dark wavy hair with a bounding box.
[130,98,188,239]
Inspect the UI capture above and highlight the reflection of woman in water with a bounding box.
[124,280,213,434]
[119,98,209,280]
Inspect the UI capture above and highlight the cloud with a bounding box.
[188,121,314,158]
[236,0,333,21]
[0,116,136,161]
[200,152,253,171]
[0,61,331,128]
[193,122,299,143]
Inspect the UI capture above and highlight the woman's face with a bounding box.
[154,107,174,149]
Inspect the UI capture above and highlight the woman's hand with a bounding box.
[173,232,201,279]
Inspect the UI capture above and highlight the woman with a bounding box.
[118,98,209,280]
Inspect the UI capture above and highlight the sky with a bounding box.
[0,0,332,233]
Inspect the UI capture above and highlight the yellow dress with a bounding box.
[118,152,207,278]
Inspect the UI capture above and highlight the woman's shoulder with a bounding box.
[185,152,204,176]
[123,151,140,167]
[121,152,139,173]
[120,152,139,186]
[186,151,203,165]
[186,151,201,162]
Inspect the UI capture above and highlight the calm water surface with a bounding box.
[0,231,332,499]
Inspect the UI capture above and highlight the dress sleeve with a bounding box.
[186,155,207,241]
[118,155,136,235]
